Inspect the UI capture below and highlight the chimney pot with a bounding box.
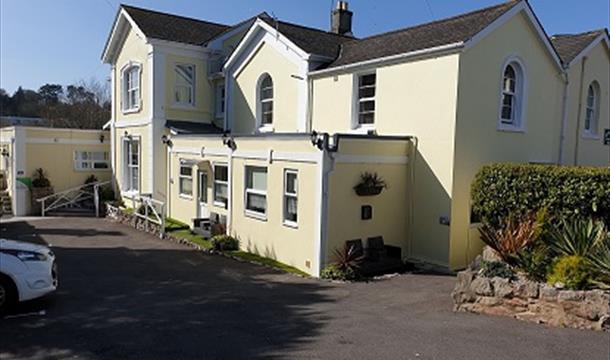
[331,1,353,36]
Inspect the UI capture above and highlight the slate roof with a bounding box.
[551,29,607,65]
[327,0,520,68]
[165,120,224,135]
[122,4,230,45]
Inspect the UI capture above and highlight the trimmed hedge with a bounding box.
[472,163,610,227]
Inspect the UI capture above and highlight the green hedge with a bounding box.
[471,163,610,227]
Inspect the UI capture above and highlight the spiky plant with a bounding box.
[331,243,365,275]
[587,233,610,288]
[549,218,606,257]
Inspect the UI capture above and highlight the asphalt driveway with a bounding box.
[0,217,608,360]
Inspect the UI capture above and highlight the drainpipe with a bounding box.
[306,75,314,132]
[226,147,234,236]
[558,71,570,165]
[166,144,172,219]
[407,136,418,259]
[573,56,588,165]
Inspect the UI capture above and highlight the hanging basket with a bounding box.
[354,185,384,196]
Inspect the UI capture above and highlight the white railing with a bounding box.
[124,193,166,237]
[37,181,111,217]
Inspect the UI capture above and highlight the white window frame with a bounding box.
[352,71,377,131]
[583,81,600,138]
[244,166,268,220]
[178,162,193,198]
[121,62,142,113]
[498,57,527,132]
[74,151,110,172]
[283,169,298,228]
[215,83,225,119]
[213,163,228,208]
[256,73,274,132]
[122,137,140,193]
[173,63,196,108]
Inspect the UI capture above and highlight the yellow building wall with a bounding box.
[312,54,461,266]
[326,138,412,265]
[164,54,215,122]
[450,12,566,269]
[114,26,150,122]
[563,41,610,166]
[23,128,111,192]
[231,42,301,133]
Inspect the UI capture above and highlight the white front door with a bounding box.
[198,170,210,219]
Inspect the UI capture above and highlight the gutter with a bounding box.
[308,42,465,77]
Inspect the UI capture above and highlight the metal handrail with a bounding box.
[37,180,111,217]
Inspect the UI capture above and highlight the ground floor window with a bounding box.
[283,169,298,225]
[245,166,267,217]
[74,151,109,170]
[179,163,193,197]
[123,138,139,192]
[214,164,228,207]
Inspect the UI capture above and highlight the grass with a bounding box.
[227,251,311,277]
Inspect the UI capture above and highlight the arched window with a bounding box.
[121,63,141,112]
[499,60,525,129]
[584,81,600,135]
[258,74,273,127]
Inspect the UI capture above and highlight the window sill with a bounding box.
[258,125,275,133]
[497,125,525,133]
[179,194,194,200]
[213,201,227,208]
[283,220,298,229]
[582,133,601,141]
[74,168,112,172]
[121,190,140,198]
[350,124,375,134]
[122,107,141,115]
[245,210,267,221]
[171,103,197,110]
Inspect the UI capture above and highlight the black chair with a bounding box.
[345,239,364,257]
[367,236,387,261]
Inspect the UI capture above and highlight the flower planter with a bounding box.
[354,185,384,196]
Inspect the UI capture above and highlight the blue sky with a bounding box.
[1,0,608,94]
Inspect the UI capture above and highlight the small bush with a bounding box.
[547,256,591,290]
[515,243,552,282]
[321,264,357,281]
[481,260,514,279]
[472,164,610,228]
[32,168,51,188]
[211,235,239,251]
[587,232,610,288]
[479,212,544,265]
[99,185,115,202]
[548,218,606,257]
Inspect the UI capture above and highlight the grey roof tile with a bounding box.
[551,29,607,64]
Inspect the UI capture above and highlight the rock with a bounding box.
[599,315,610,332]
[477,296,502,306]
[469,255,483,271]
[540,285,558,301]
[558,290,585,302]
[482,247,502,262]
[471,277,494,296]
[452,270,476,304]
[492,277,513,298]
[514,280,539,299]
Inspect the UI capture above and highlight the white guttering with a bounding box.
[308,42,465,77]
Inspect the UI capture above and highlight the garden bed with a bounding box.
[105,203,309,277]
[452,265,610,331]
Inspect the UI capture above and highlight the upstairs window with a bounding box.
[245,166,267,218]
[584,81,600,135]
[74,151,110,171]
[174,64,195,106]
[258,74,273,127]
[356,73,376,126]
[213,164,228,207]
[215,83,225,118]
[122,64,141,112]
[499,60,525,130]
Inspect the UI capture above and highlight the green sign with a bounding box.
[17,177,32,189]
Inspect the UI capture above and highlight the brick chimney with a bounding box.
[331,1,353,36]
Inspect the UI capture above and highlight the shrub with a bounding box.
[548,218,607,257]
[332,243,364,274]
[514,243,552,282]
[478,212,544,265]
[32,168,51,188]
[547,255,592,290]
[211,235,239,251]
[472,164,610,228]
[481,260,514,279]
[587,232,610,288]
[99,185,115,202]
[321,264,357,281]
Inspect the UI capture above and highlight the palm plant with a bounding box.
[332,243,365,275]
[587,234,610,287]
[548,218,606,257]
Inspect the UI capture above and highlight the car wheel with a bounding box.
[0,275,17,315]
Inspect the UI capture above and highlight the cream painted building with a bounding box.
[0,126,111,216]
[102,1,609,276]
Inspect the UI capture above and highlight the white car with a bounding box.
[0,239,58,313]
